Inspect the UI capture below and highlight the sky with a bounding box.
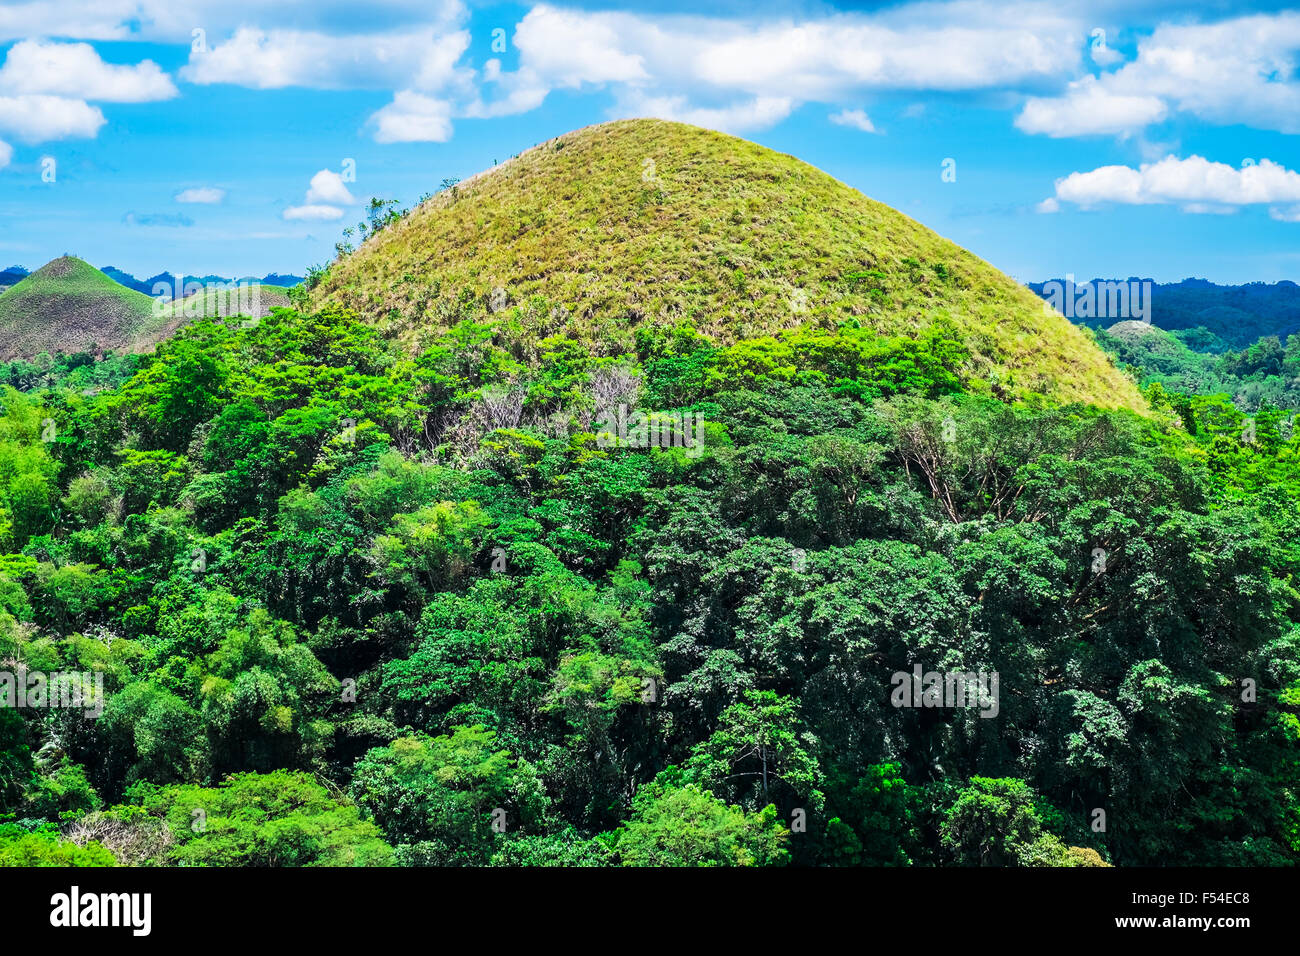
[0,0,1298,284]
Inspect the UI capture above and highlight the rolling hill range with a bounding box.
[0,256,292,360]
[99,266,305,295]
[310,118,1144,411]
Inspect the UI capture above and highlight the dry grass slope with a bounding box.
[311,119,1144,411]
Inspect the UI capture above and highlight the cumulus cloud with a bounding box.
[0,0,469,44]
[826,109,878,133]
[0,40,172,144]
[691,17,1080,98]
[10,1,1300,150]
[1047,156,1300,214]
[829,108,878,133]
[1016,75,1166,137]
[0,94,104,142]
[181,26,470,92]
[493,3,1082,131]
[512,5,648,89]
[0,40,176,101]
[175,187,226,204]
[283,167,357,221]
[617,92,795,133]
[304,169,356,205]
[283,204,346,221]
[148,1,1092,138]
[0,0,136,43]
[1018,11,1300,138]
[369,91,454,143]
[459,61,548,119]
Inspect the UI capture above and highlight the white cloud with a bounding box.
[1019,11,1300,138]
[512,6,648,89]
[0,40,171,145]
[495,3,1082,133]
[0,1,477,44]
[460,63,548,119]
[0,40,176,102]
[1049,155,1300,211]
[1035,197,1060,213]
[282,166,357,221]
[283,204,345,221]
[9,2,1300,152]
[369,91,454,143]
[183,23,472,141]
[829,108,878,133]
[1016,75,1166,137]
[181,26,470,92]
[1269,205,1300,223]
[0,0,466,44]
[0,0,136,43]
[692,18,1080,98]
[0,139,11,169]
[1179,203,1237,215]
[175,187,226,203]
[617,92,795,134]
[305,169,356,206]
[0,94,104,142]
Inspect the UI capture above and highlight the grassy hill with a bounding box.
[311,119,1143,411]
[167,282,292,321]
[0,257,291,360]
[0,256,169,360]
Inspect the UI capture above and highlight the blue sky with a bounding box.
[1,0,1298,284]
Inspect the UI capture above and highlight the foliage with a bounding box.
[0,247,1294,868]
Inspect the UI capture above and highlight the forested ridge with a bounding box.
[0,295,1296,866]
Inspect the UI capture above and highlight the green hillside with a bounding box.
[311,119,1143,412]
[0,256,167,360]
[13,122,1300,873]
[1096,318,1300,411]
[167,282,292,321]
[0,257,291,360]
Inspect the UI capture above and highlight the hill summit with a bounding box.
[310,119,1143,410]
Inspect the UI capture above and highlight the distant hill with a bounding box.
[0,256,293,360]
[168,282,292,320]
[310,118,1143,411]
[1029,277,1300,349]
[0,265,28,290]
[100,266,304,295]
[0,256,167,360]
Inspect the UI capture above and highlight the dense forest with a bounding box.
[1,294,1297,866]
[1093,320,1300,414]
